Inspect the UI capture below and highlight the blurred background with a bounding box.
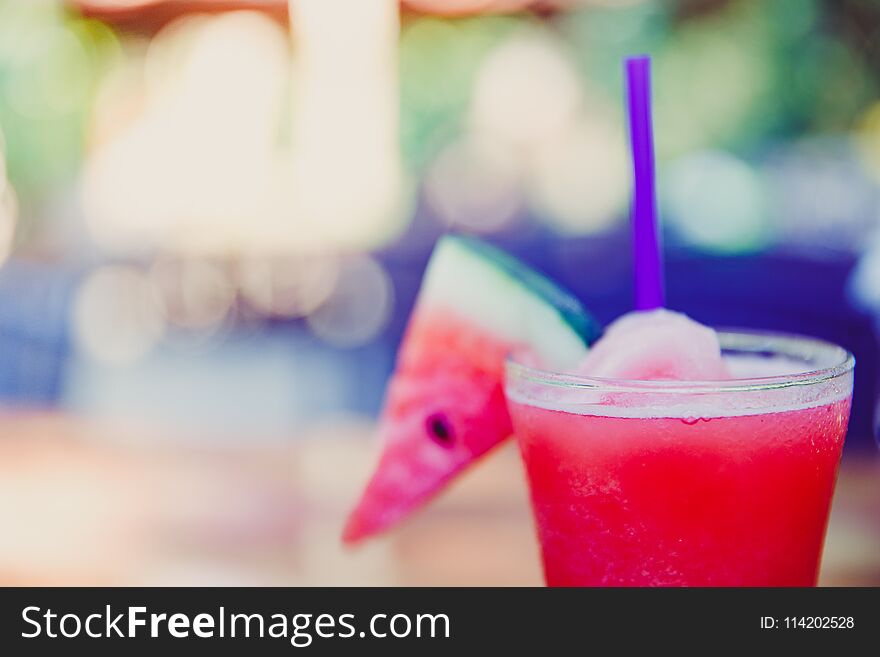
[0,0,878,585]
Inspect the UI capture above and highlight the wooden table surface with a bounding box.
[1,413,878,586]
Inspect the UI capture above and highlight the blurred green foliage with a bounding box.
[399,0,878,168]
[0,0,877,214]
[0,2,119,203]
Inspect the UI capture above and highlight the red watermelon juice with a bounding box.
[505,331,854,587]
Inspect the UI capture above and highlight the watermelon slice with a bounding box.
[343,235,599,543]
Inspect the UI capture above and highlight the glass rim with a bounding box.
[506,329,855,394]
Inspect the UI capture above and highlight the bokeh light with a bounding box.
[662,150,771,254]
[238,254,339,318]
[652,5,775,157]
[424,132,523,233]
[150,258,235,331]
[560,1,667,95]
[469,28,582,151]
[528,112,629,235]
[73,265,166,365]
[286,0,409,252]
[399,15,516,171]
[765,137,878,254]
[306,256,394,348]
[82,11,289,255]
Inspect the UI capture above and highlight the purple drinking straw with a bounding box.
[625,55,664,310]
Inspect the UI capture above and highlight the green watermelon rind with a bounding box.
[451,235,601,346]
[420,234,601,369]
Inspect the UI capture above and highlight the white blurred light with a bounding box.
[285,0,409,252]
[150,259,235,330]
[528,115,629,235]
[73,266,166,366]
[470,30,582,151]
[238,255,339,318]
[142,14,212,98]
[306,256,393,347]
[663,151,771,254]
[424,133,523,233]
[83,4,412,256]
[82,12,290,255]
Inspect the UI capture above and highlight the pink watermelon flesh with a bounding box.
[342,306,515,543]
